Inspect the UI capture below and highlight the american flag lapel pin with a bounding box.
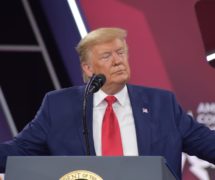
[142,107,149,113]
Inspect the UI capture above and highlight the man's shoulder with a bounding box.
[127,84,176,106]
[45,85,85,100]
[127,84,173,96]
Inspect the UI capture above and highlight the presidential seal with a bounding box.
[59,170,103,180]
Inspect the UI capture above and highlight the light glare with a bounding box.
[67,0,88,38]
[206,53,215,62]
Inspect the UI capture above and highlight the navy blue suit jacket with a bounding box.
[1,84,215,178]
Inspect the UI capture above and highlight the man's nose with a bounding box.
[112,52,122,65]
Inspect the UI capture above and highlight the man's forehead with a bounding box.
[92,39,126,53]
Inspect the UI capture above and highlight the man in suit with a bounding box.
[0,27,215,179]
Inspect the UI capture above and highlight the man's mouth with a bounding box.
[113,70,126,75]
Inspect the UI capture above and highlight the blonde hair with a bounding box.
[76,27,127,82]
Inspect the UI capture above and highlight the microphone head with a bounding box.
[90,74,106,93]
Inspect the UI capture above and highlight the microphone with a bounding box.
[82,74,106,155]
[88,74,106,94]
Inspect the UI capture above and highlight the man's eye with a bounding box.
[101,54,111,59]
[117,50,125,55]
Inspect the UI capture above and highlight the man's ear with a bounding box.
[81,63,94,78]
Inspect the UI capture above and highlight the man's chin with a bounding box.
[109,72,130,84]
[113,77,129,85]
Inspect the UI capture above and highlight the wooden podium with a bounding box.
[5,156,177,180]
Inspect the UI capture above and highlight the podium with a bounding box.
[5,156,177,180]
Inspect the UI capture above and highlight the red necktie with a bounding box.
[102,96,123,156]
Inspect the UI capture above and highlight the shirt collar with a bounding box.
[93,85,128,107]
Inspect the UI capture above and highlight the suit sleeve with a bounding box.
[0,94,51,172]
[171,93,215,164]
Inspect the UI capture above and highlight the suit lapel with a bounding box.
[128,85,152,155]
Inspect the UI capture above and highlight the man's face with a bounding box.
[83,38,130,91]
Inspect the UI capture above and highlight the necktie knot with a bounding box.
[105,96,116,106]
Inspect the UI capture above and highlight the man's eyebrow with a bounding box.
[116,47,125,51]
[98,51,111,55]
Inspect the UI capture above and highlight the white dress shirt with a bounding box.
[93,85,139,156]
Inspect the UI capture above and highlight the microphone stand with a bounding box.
[82,74,96,155]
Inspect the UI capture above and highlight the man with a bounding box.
[0,27,215,179]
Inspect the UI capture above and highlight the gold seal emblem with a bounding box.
[59,170,103,180]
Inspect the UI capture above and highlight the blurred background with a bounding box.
[0,0,215,179]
